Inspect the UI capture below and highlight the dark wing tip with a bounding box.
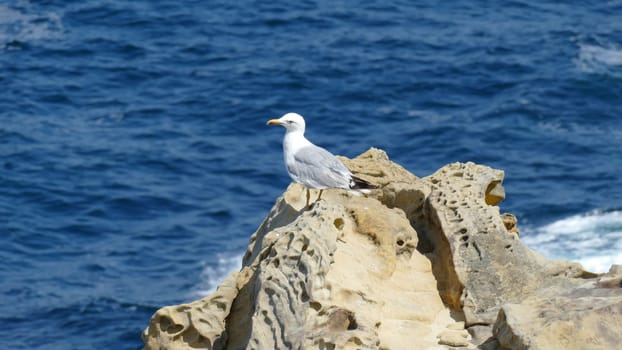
[350,175,379,190]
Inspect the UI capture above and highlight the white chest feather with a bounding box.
[283,131,311,163]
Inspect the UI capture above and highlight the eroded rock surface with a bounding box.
[423,162,596,325]
[493,266,622,350]
[142,148,622,350]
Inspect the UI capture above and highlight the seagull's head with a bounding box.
[267,113,306,133]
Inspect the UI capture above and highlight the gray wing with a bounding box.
[289,145,352,189]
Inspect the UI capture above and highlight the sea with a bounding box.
[1,1,621,349]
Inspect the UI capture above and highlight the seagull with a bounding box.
[266,112,377,208]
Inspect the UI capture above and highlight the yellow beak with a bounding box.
[266,119,282,126]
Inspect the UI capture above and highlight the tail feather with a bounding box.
[349,175,378,191]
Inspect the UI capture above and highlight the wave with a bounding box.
[0,4,64,48]
[193,253,243,298]
[523,210,622,273]
[577,43,622,76]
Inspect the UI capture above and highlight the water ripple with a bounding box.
[1,1,621,349]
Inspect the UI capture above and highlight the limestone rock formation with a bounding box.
[142,148,622,350]
[492,266,622,350]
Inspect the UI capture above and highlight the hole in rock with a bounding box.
[212,301,226,311]
[348,337,363,345]
[347,313,358,330]
[159,316,171,331]
[299,262,308,275]
[166,324,184,334]
[333,218,345,230]
[309,301,322,311]
[319,340,336,350]
[300,283,309,302]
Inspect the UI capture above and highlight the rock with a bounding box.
[141,271,239,349]
[142,148,622,350]
[501,213,519,236]
[422,162,597,326]
[493,271,622,350]
[437,329,470,347]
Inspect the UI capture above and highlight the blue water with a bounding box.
[1,1,621,349]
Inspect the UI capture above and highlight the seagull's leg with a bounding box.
[308,189,324,209]
[306,189,311,210]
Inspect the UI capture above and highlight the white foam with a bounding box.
[577,43,622,74]
[407,109,451,123]
[523,210,622,273]
[0,4,64,47]
[578,252,622,274]
[193,252,243,298]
